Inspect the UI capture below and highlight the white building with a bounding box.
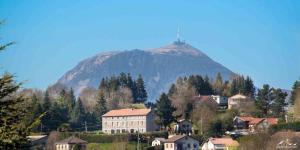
[228,94,249,109]
[211,95,228,106]
[55,136,87,150]
[102,108,158,134]
[152,138,166,146]
[164,135,199,150]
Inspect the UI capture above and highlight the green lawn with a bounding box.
[87,142,149,150]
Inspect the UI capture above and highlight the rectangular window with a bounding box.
[166,144,168,148]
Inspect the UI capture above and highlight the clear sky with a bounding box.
[0,0,299,90]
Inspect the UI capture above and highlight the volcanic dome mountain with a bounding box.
[57,41,235,101]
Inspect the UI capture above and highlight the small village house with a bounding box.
[201,137,239,150]
[164,134,199,150]
[211,95,228,106]
[228,94,251,109]
[55,136,87,150]
[152,138,166,146]
[102,108,158,134]
[233,116,278,133]
[174,119,192,134]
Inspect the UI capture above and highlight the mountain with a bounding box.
[57,40,236,101]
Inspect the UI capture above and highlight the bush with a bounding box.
[271,122,300,132]
[59,131,168,143]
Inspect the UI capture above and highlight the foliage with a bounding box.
[155,93,179,129]
[271,122,300,132]
[290,80,300,105]
[238,132,271,150]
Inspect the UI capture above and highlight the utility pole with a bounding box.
[40,123,43,133]
[137,129,140,150]
[85,121,87,133]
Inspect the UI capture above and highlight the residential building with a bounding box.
[164,134,199,150]
[211,95,228,106]
[233,116,278,132]
[55,136,87,150]
[174,119,192,134]
[28,135,48,149]
[152,138,166,146]
[201,137,239,150]
[228,94,251,109]
[102,108,158,134]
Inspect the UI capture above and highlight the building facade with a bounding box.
[102,108,158,134]
[228,94,249,109]
[201,137,239,150]
[55,136,87,150]
[164,135,199,150]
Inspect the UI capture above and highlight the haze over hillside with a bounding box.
[57,40,236,101]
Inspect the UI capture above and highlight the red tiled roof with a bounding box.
[237,116,278,125]
[102,108,151,117]
[265,118,278,125]
[210,138,239,146]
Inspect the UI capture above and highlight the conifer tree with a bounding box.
[271,89,287,118]
[94,92,108,129]
[43,89,51,111]
[135,74,147,103]
[290,80,300,105]
[70,98,86,129]
[155,93,178,129]
[256,84,273,117]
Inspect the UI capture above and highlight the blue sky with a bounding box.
[0,0,299,90]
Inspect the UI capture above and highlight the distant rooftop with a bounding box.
[102,108,151,117]
[55,136,87,145]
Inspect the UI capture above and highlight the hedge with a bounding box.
[271,122,300,132]
[59,131,168,143]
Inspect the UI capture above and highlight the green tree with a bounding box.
[243,76,255,98]
[290,80,300,105]
[155,93,178,129]
[41,102,68,131]
[256,84,273,117]
[94,92,108,129]
[70,98,86,129]
[213,73,223,95]
[43,89,51,111]
[271,89,288,118]
[135,74,147,103]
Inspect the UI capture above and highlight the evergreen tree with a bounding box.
[0,73,29,148]
[243,76,255,98]
[41,102,69,131]
[43,89,51,111]
[256,84,273,117]
[290,80,300,105]
[135,74,147,103]
[213,73,223,95]
[271,89,288,118]
[70,98,86,129]
[155,93,178,129]
[94,92,108,129]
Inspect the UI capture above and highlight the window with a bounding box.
[187,143,190,148]
[194,143,197,148]
[166,144,168,148]
[170,143,173,148]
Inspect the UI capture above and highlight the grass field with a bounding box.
[87,142,149,150]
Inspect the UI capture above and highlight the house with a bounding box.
[164,134,199,150]
[174,119,192,134]
[228,94,251,109]
[193,95,219,108]
[102,108,158,134]
[28,135,48,149]
[201,137,239,150]
[55,136,87,150]
[152,138,166,146]
[211,95,228,106]
[233,116,278,132]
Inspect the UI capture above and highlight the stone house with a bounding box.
[102,108,158,134]
[55,136,87,150]
[164,134,199,150]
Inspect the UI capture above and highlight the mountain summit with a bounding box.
[57,41,235,101]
